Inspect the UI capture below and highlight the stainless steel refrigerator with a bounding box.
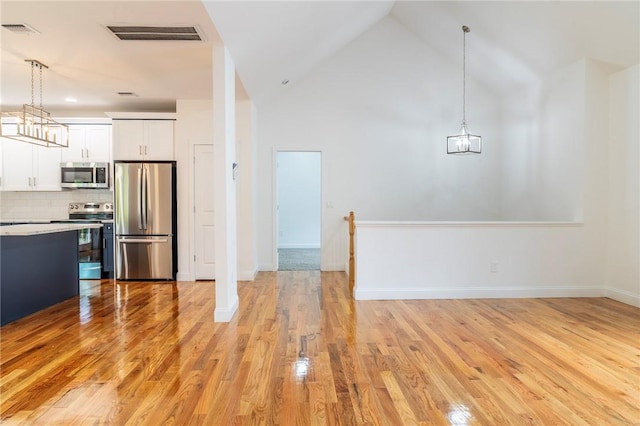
[114,161,177,280]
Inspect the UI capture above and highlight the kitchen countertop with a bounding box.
[0,222,102,236]
[1,219,64,224]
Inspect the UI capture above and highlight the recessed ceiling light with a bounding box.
[65,97,77,103]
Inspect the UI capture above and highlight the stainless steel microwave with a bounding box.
[60,162,109,189]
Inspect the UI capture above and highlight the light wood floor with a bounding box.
[1,272,638,425]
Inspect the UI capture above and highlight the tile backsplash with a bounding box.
[0,190,113,220]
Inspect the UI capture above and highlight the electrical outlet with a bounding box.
[490,262,498,273]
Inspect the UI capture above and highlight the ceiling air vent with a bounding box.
[106,25,204,41]
[2,23,40,34]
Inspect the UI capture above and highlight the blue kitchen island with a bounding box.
[0,223,101,326]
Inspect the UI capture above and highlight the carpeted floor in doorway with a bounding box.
[278,248,320,271]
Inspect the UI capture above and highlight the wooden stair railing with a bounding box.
[344,211,356,296]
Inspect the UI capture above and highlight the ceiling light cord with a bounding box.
[30,61,35,107]
[462,25,469,126]
[39,63,43,110]
[28,60,45,109]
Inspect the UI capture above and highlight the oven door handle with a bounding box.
[117,238,168,244]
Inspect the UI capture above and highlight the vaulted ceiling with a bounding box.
[208,1,639,103]
[1,1,638,115]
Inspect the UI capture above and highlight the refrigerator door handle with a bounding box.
[142,165,148,230]
[118,237,169,244]
[137,167,143,230]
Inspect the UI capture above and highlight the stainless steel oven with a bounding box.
[60,162,109,189]
[53,202,114,279]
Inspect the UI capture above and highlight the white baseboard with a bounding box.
[278,244,321,249]
[355,286,604,301]
[238,269,257,281]
[176,272,193,282]
[604,287,640,308]
[258,263,275,272]
[321,263,348,272]
[214,296,239,322]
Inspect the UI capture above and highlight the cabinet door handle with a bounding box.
[86,148,89,159]
[33,177,37,187]
[144,145,148,155]
[28,177,32,186]
[139,145,143,155]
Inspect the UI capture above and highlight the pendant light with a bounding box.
[0,59,69,148]
[447,26,481,155]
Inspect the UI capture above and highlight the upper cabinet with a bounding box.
[61,125,112,163]
[1,122,112,192]
[112,120,174,161]
[1,139,62,191]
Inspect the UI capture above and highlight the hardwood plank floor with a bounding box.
[1,271,638,425]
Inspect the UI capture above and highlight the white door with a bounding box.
[194,144,215,279]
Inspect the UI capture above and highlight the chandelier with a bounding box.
[0,59,69,147]
[447,26,481,155]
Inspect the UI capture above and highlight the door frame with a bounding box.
[272,149,323,271]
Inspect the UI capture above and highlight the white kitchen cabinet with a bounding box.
[61,125,111,163]
[112,120,174,161]
[1,139,62,191]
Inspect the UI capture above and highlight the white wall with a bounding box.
[606,65,640,306]
[175,98,258,282]
[355,222,602,300]
[355,60,639,305]
[175,99,214,281]
[277,152,321,249]
[212,46,239,321]
[257,16,502,271]
[500,60,586,221]
[236,99,258,280]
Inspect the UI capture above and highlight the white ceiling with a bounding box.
[390,1,640,94]
[1,0,222,115]
[1,1,638,116]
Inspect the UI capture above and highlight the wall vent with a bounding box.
[2,23,40,34]
[106,25,204,41]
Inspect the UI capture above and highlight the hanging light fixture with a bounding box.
[447,25,481,155]
[0,59,69,148]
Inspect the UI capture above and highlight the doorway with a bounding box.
[276,151,321,271]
